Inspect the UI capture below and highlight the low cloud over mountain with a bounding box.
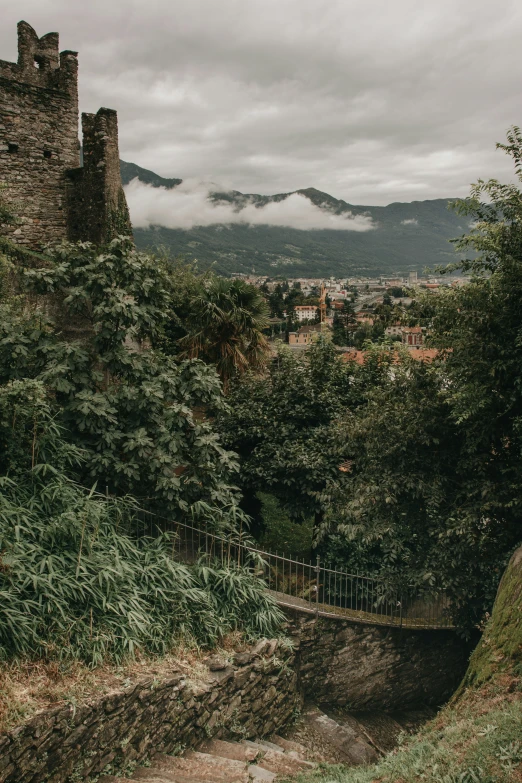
[125,178,375,232]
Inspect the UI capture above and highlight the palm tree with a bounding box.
[179,277,270,390]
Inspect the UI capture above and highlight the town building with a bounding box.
[402,326,424,348]
[288,323,329,346]
[342,346,438,366]
[385,324,403,337]
[355,312,375,325]
[293,305,318,322]
[0,20,131,249]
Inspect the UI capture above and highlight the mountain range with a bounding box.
[120,160,468,277]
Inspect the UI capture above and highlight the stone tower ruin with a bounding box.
[0,21,132,249]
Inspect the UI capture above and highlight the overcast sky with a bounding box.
[2,0,522,206]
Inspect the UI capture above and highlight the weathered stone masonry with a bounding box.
[0,21,131,249]
[0,640,300,783]
[285,606,472,710]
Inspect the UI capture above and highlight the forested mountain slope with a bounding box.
[120,161,466,277]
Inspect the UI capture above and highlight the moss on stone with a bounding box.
[462,545,522,687]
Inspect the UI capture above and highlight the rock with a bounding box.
[233,652,253,666]
[248,764,277,781]
[304,707,379,765]
[205,656,228,671]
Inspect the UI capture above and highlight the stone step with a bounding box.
[132,767,209,783]
[132,772,180,783]
[248,764,277,782]
[256,749,316,776]
[252,738,288,754]
[304,707,379,766]
[342,712,405,755]
[99,777,136,783]
[242,740,284,755]
[198,738,259,762]
[269,735,309,756]
[151,752,249,783]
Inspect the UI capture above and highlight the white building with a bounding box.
[294,305,318,322]
[385,324,403,337]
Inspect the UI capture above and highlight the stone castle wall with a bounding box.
[68,109,131,246]
[0,21,131,249]
[0,22,79,247]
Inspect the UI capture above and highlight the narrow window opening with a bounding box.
[7,143,18,153]
[34,56,45,70]
[43,150,52,159]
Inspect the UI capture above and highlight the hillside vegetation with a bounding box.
[294,546,522,783]
[120,161,466,277]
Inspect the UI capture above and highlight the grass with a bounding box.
[288,678,522,783]
[0,631,248,733]
[0,475,285,665]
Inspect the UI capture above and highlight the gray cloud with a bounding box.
[2,0,522,205]
[125,178,375,231]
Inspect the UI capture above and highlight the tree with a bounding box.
[320,129,522,626]
[331,311,347,346]
[216,339,394,538]
[178,276,270,390]
[268,284,285,318]
[0,379,283,664]
[318,356,509,624]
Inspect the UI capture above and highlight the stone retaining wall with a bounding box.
[284,605,472,709]
[0,640,299,783]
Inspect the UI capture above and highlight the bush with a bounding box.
[0,474,284,665]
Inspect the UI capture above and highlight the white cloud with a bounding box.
[401,218,419,225]
[125,178,375,232]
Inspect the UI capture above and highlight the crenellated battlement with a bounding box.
[0,21,78,96]
[0,20,131,249]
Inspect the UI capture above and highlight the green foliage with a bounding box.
[0,476,283,664]
[256,492,314,559]
[319,357,514,621]
[192,559,285,639]
[0,380,283,664]
[331,302,357,346]
[318,131,522,625]
[0,240,245,524]
[177,276,270,389]
[23,237,171,356]
[217,339,378,532]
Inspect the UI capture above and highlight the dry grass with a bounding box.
[0,631,249,734]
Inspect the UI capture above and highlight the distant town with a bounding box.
[231,271,468,358]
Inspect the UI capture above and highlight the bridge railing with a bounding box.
[129,507,453,630]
